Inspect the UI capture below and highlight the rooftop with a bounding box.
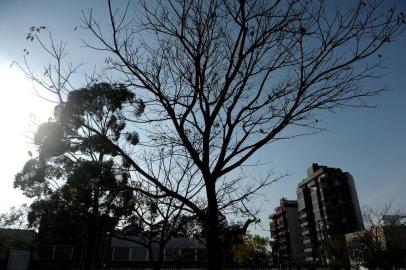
[298,163,346,188]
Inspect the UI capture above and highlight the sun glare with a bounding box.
[0,66,54,143]
[0,64,54,211]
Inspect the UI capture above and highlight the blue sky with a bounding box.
[0,0,405,236]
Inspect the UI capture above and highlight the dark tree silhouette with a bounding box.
[80,1,405,268]
[14,83,142,268]
[16,0,405,268]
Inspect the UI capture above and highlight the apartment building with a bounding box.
[270,198,303,263]
[297,164,364,263]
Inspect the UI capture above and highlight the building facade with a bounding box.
[110,235,207,262]
[346,225,406,269]
[297,164,364,263]
[270,198,303,263]
[36,234,207,269]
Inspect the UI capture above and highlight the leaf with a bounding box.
[28,150,33,157]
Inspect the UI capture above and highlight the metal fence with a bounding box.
[29,261,329,270]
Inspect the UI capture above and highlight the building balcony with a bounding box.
[299,212,309,220]
[300,221,309,227]
[304,247,313,253]
[303,238,313,244]
[277,223,286,230]
[279,236,287,243]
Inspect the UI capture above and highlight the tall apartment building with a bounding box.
[297,164,364,263]
[270,198,303,263]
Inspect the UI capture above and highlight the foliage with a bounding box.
[0,205,29,229]
[14,83,141,246]
[231,234,271,266]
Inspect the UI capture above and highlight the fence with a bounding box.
[29,261,329,270]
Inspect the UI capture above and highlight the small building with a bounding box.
[36,234,207,268]
[346,225,406,269]
[0,229,37,270]
[111,235,207,263]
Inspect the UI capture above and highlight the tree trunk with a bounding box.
[84,231,96,270]
[206,182,222,270]
[154,246,164,270]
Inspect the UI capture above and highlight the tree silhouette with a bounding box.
[16,0,405,268]
[81,1,405,268]
[14,83,141,268]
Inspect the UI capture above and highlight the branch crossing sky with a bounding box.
[0,0,405,235]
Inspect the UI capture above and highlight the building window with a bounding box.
[164,248,179,261]
[53,246,73,260]
[38,246,53,260]
[181,248,195,261]
[149,247,160,261]
[112,247,130,261]
[130,247,148,261]
[196,249,207,262]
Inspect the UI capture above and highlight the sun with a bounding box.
[0,66,54,142]
[0,64,54,211]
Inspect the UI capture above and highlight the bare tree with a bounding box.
[17,0,405,268]
[346,204,406,269]
[0,204,29,229]
[363,203,406,228]
[15,28,205,269]
[116,149,202,268]
[79,0,405,267]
